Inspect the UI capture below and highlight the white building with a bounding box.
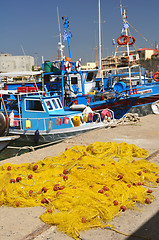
[81,62,97,70]
[0,53,34,72]
[137,48,159,60]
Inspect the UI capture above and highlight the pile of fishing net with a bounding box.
[1,141,159,239]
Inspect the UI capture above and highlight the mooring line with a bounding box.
[145,150,159,161]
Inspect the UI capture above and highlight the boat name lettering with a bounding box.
[138,89,152,95]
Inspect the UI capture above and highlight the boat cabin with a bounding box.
[0,89,82,132]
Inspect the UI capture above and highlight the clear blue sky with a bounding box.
[0,0,158,64]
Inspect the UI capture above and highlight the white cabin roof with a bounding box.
[0,71,42,77]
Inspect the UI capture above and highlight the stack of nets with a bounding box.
[0,141,159,239]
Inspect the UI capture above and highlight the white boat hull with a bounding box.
[151,100,159,114]
[9,122,106,145]
[0,135,20,151]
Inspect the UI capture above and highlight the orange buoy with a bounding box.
[128,36,135,45]
[153,72,159,82]
[117,35,129,45]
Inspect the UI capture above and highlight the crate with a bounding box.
[17,87,38,93]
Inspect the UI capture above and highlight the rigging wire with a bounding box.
[126,20,155,49]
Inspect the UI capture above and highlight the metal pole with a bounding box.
[98,0,102,78]
[57,7,64,59]
[61,62,65,106]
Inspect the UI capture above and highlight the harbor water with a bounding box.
[0,140,63,161]
[0,141,36,161]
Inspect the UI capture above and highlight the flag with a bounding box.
[63,30,72,42]
[63,30,67,42]
[68,31,72,38]
[112,39,116,45]
[123,23,129,29]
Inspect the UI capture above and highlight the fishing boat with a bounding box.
[151,100,159,114]
[0,98,20,151]
[41,15,139,119]
[0,71,42,91]
[100,4,159,116]
[0,87,110,145]
[0,135,20,152]
[42,58,140,119]
[0,13,139,122]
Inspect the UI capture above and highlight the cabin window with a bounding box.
[86,72,97,82]
[25,99,44,112]
[52,99,58,109]
[56,98,62,108]
[71,77,78,84]
[45,100,54,110]
[44,98,63,111]
[52,98,63,110]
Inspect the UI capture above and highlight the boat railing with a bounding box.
[94,108,115,121]
[0,89,45,97]
[8,111,103,132]
[43,60,82,75]
[125,87,138,96]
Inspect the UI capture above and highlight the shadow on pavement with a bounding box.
[126,211,159,240]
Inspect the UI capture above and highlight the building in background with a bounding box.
[0,53,34,72]
[137,48,159,72]
[137,48,159,60]
[81,62,97,70]
[101,48,159,73]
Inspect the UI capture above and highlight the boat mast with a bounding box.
[98,0,102,78]
[57,7,64,60]
[121,8,130,56]
[120,3,132,87]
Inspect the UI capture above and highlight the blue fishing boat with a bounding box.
[0,97,20,151]
[42,58,140,119]
[102,66,159,116]
[0,135,20,152]
[0,14,140,123]
[0,88,108,145]
[41,16,139,119]
[100,5,159,116]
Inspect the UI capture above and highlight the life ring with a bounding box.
[128,36,135,45]
[76,61,81,72]
[0,112,7,136]
[65,61,71,73]
[117,35,129,45]
[153,72,159,82]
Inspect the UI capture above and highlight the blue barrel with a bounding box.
[114,81,126,93]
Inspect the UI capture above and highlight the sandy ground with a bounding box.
[0,114,159,240]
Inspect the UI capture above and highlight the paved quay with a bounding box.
[0,114,159,240]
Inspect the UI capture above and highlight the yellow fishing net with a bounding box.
[0,141,159,239]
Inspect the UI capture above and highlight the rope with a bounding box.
[7,139,64,151]
[145,150,159,161]
[15,146,35,156]
[127,20,155,49]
